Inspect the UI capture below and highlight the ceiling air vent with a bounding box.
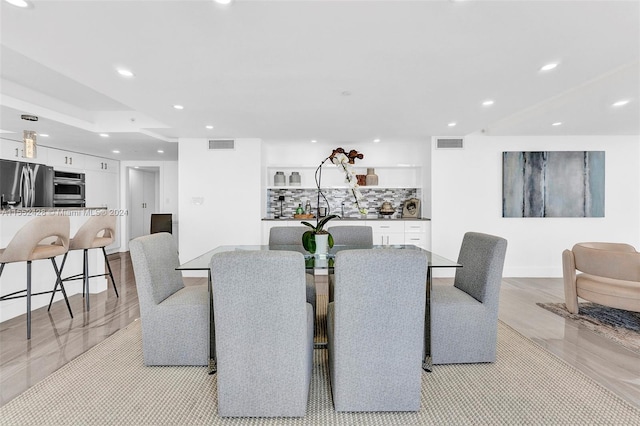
[208,139,235,150]
[436,138,464,149]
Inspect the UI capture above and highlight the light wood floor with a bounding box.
[1,253,639,409]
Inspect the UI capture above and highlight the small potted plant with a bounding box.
[301,214,339,254]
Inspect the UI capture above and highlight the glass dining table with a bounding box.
[177,244,461,373]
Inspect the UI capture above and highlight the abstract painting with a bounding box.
[503,151,605,218]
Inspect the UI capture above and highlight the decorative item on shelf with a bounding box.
[289,171,301,186]
[304,200,311,214]
[365,168,378,186]
[295,203,304,215]
[379,201,395,218]
[402,198,420,219]
[356,174,367,186]
[301,147,367,253]
[293,213,314,219]
[274,171,286,186]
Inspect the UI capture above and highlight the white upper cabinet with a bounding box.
[0,140,48,164]
[47,148,85,170]
[84,156,118,173]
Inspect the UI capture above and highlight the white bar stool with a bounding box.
[0,215,71,339]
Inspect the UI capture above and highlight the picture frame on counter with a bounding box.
[402,198,420,218]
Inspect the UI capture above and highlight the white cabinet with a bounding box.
[48,148,85,170]
[85,156,118,173]
[370,221,405,246]
[0,140,47,164]
[85,170,118,209]
[404,220,431,250]
[0,140,23,160]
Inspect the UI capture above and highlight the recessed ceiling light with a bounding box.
[100,133,109,137]
[5,0,30,8]
[552,122,563,126]
[311,140,317,143]
[173,105,184,110]
[482,100,495,106]
[214,0,232,4]
[612,99,630,107]
[39,133,49,137]
[157,149,164,154]
[205,125,214,129]
[116,68,135,78]
[373,139,381,143]
[540,63,559,72]
[112,150,120,154]
[448,122,457,127]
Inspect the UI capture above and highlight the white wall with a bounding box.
[431,135,640,277]
[178,138,262,271]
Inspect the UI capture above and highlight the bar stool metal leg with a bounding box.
[26,260,31,340]
[47,253,71,314]
[102,247,118,298]
[84,249,90,311]
[50,257,73,318]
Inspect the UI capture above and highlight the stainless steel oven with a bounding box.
[53,170,85,207]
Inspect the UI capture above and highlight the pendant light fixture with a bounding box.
[21,114,38,159]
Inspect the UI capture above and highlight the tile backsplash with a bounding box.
[267,188,420,219]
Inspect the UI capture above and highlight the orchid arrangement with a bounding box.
[301,147,367,253]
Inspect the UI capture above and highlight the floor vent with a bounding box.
[436,138,464,149]
[208,139,235,150]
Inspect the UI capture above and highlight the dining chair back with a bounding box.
[210,250,313,417]
[268,226,307,246]
[430,231,507,364]
[327,248,427,412]
[327,225,373,246]
[150,213,172,234]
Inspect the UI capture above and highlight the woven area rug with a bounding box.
[537,302,640,354]
[2,320,639,425]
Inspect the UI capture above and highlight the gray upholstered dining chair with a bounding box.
[210,250,313,417]
[268,226,308,246]
[326,225,373,246]
[327,248,427,412]
[326,225,373,302]
[430,232,507,365]
[129,233,209,366]
[269,226,316,314]
[0,215,71,339]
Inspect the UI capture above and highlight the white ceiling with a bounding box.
[1,0,638,161]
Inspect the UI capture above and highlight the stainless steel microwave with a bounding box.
[53,170,85,201]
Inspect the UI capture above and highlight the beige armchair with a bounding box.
[562,242,640,314]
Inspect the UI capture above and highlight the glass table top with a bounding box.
[177,244,460,271]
